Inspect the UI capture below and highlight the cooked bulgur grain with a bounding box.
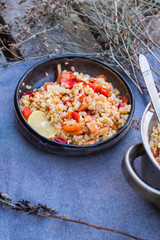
[149,124,160,165]
[19,67,131,145]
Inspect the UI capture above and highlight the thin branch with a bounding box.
[123,2,160,54]
[110,44,143,93]
[124,20,160,64]
[17,22,63,46]
[0,39,23,60]
[0,195,144,240]
[114,0,118,24]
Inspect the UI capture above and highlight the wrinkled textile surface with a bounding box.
[0,53,160,240]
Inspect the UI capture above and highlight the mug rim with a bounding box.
[141,99,160,170]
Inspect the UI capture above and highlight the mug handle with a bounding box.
[122,143,160,203]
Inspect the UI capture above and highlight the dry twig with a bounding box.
[0,192,144,240]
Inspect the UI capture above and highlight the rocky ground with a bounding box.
[0,0,98,64]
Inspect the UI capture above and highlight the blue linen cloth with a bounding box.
[0,54,160,240]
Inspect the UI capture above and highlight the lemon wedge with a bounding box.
[28,110,57,138]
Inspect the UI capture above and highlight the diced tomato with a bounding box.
[118,103,127,108]
[80,94,86,102]
[72,81,77,86]
[54,137,67,144]
[44,82,54,90]
[46,106,50,111]
[75,80,87,88]
[60,78,74,89]
[61,71,71,80]
[96,85,102,93]
[99,88,109,97]
[22,107,32,120]
[96,74,108,82]
[79,80,87,85]
[72,112,80,121]
[88,83,97,92]
[154,148,159,158]
[61,71,76,81]
[119,96,128,103]
[60,76,77,88]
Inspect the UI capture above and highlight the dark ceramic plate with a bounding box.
[14,55,134,156]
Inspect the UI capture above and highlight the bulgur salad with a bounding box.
[19,65,131,145]
[149,124,160,165]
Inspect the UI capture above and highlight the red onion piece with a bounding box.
[54,137,67,144]
[22,92,33,96]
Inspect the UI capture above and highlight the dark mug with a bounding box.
[122,100,160,208]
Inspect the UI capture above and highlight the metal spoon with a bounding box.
[139,54,160,123]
